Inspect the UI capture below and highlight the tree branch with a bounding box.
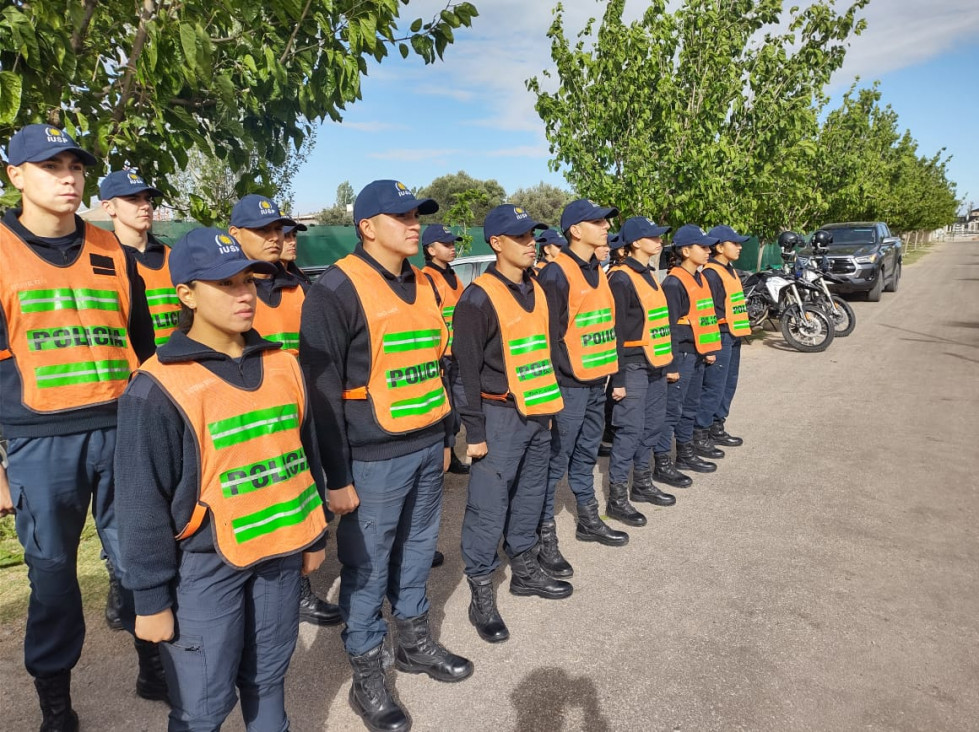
[112,0,159,125]
[71,0,99,54]
[279,0,315,65]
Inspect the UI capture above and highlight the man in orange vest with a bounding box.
[1,124,160,730]
[454,205,572,644]
[229,194,341,627]
[422,224,470,476]
[299,180,473,732]
[536,199,629,581]
[280,222,312,287]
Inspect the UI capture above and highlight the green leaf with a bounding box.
[179,22,198,71]
[0,71,23,124]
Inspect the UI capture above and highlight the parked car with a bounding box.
[798,222,902,302]
[450,254,496,287]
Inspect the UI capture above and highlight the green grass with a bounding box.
[0,515,109,625]
[902,241,935,266]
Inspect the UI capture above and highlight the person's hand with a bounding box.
[301,549,326,576]
[705,355,717,365]
[136,609,174,643]
[0,464,13,518]
[328,485,359,515]
[666,372,680,383]
[611,387,626,402]
[467,442,488,460]
[443,447,451,473]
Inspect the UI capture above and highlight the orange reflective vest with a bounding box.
[610,265,673,368]
[138,350,327,569]
[702,262,751,337]
[0,222,140,413]
[473,273,564,417]
[335,255,450,434]
[668,267,722,354]
[551,253,618,380]
[422,265,464,357]
[252,282,304,355]
[136,246,179,347]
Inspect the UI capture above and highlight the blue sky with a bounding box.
[291,0,979,217]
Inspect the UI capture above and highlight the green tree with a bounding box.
[0,1,478,222]
[527,0,868,241]
[508,181,574,228]
[417,170,505,224]
[442,188,489,254]
[316,180,357,226]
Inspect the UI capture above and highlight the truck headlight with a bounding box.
[854,253,878,264]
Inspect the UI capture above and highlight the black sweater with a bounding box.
[257,261,309,307]
[453,264,550,444]
[298,245,449,489]
[114,330,327,616]
[608,258,674,388]
[0,210,156,437]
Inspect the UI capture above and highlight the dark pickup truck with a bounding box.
[799,222,903,301]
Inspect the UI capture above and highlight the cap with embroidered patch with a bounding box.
[230,194,296,229]
[483,205,546,242]
[535,229,567,248]
[560,198,619,232]
[6,124,97,167]
[671,224,719,249]
[422,224,463,247]
[169,227,277,286]
[99,170,164,201]
[621,217,672,245]
[707,224,750,244]
[353,180,438,226]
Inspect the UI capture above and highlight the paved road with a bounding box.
[2,240,977,731]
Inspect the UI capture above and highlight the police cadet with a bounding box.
[536,199,628,580]
[605,217,678,526]
[230,195,340,626]
[281,222,312,288]
[114,227,328,730]
[299,180,472,732]
[534,228,565,273]
[694,225,751,450]
[454,205,572,644]
[653,225,723,486]
[422,223,470,476]
[1,124,160,730]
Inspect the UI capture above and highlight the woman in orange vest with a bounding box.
[606,217,678,526]
[114,227,328,730]
[695,225,752,450]
[422,223,470,476]
[653,225,723,484]
[534,228,565,274]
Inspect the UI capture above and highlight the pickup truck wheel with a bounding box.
[884,261,901,293]
[865,267,884,302]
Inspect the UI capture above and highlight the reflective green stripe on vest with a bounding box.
[264,332,300,352]
[523,383,562,408]
[19,288,121,313]
[146,288,179,307]
[698,331,722,345]
[27,326,127,352]
[220,448,309,498]
[508,334,548,356]
[208,404,300,450]
[574,308,612,328]
[231,484,322,544]
[648,306,669,321]
[382,329,442,354]
[34,359,131,388]
[581,349,617,369]
[695,298,713,311]
[389,387,447,419]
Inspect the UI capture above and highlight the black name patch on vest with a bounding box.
[90,253,117,277]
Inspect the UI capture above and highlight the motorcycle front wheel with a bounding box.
[780,304,835,352]
[826,295,856,337]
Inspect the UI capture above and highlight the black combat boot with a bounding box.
[605,481,647,526]
[134,638,169,703]
[394,612,473,683]
[431,550,444,568]
[509,546,573,599]
[104,557,125,631]
[630,468,676,506]
[348,644,411,732]
[447,452,470,475]
[299,575,342,626]
[710,418,743,446]
[675,442,717,473]
[34,671,78,732]
[653,452,693,488]
[467,575,509,643]
[537,519,573,578]
[575,499,629,546]
[692,428,725,459]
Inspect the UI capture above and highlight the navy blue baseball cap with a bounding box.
[707,224,750,244]
[6,124,97,167]
[607,232,623,249]
[621,217,672,245]
[535,229,567,248]
[671,224,719,249]
[483,205,546,242]
[99,170,164,200]
[560,198,619,231]
[169,227,277,286]
[283,223,308,235]
[230,194,296,229]
[353,180,437,226]
[422,224,463,247]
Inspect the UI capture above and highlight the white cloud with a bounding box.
[414,85,476,102]
[483,144,551,158]
[339,121,411,132]
[367,148,464,162]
